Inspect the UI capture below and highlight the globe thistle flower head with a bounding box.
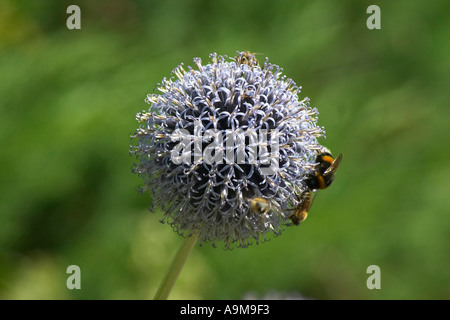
[131,51,326,248]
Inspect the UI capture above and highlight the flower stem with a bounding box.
[153,232,199,300]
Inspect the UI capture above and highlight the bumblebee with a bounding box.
[250,197,271,215]
[235,51,260,68]
[305,147,343,191]
[289,148,342,225]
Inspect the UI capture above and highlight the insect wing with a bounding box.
[323,153,342,178]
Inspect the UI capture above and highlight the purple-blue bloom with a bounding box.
[131,52,326,248]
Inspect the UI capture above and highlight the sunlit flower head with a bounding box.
[130,51,326,248]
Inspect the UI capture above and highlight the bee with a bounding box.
[235,51,260,68]
[290,191,313,226]
[305,147,343,191]
[250,197,271,215]
[289,148,342,225]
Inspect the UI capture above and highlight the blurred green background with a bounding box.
[0,0,449,300]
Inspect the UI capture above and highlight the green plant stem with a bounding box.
[153,232,199,300]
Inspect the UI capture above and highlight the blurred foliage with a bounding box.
[0,0,449,300]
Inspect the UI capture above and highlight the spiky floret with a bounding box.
[130,52,325,248]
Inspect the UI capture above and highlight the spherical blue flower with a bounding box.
[131,52,326,248]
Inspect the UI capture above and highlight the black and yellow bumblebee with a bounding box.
[290,147,342,225]
[305,147,343,191]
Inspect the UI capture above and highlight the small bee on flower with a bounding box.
[250,197,271,216]
[235,51,261,67]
